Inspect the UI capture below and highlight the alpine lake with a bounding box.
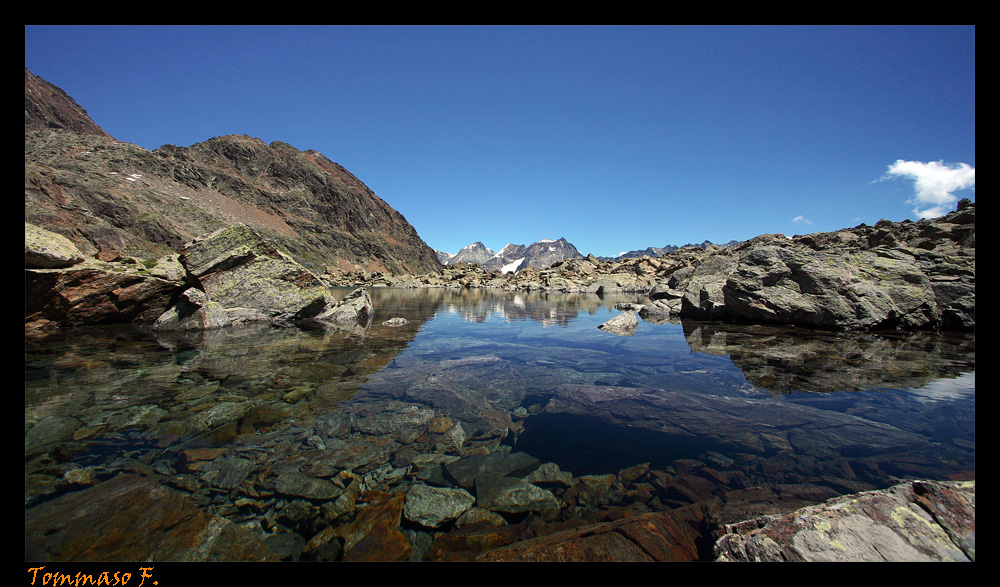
[24,287,976,561]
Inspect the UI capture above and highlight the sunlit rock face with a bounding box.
[25,67,442,280]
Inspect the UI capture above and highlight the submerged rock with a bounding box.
[24,473,275,561]
[403,483,476,528]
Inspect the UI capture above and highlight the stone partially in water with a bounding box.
[597,311,638,336]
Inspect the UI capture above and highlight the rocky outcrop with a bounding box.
[25,222,181,330]
[597,310,638,336]
[25,68,441,279]
[25,221,373,333]
[714,479,975,562]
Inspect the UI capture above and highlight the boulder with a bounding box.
[475,476,561,514]
[299,287,374,329]
[714,479,975,562]
[25,262,179,329]
[181,223,335,325]
[25,222,84,268]
[403,483,476,528]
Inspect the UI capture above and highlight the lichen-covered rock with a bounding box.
[183,224,333,317]
[25,222,84,268]
[713,479,975,562]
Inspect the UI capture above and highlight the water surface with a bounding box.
[24,287,975,559]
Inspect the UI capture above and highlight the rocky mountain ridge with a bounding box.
[437,241,495,266]
[438,237,583,273]
[24,67,441,279]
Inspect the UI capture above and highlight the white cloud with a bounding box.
[792,215,812,225]
[881,160,975,218]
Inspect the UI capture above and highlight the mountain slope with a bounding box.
[483,238,582,273]
[24,67,442,277]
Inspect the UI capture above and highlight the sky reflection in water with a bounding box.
[25,287,975,506]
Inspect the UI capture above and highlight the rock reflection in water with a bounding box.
[683,321,976,394]
[24,288,974,562]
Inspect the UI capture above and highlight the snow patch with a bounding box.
[502,257,525,274]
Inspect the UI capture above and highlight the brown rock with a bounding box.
[24,474,274,561]
[25,263,179,329]
[477,508,704,562]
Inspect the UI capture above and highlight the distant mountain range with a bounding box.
[437,238,739,272]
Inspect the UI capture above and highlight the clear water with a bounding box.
[24,287,975,558]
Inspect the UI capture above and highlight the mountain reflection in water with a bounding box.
[24,287,975,560]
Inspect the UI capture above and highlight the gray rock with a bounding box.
[304,288,374,329]
[475,476,561,514]
[211,457,255,490]
[523,462,574,488]
[597,311,638,336]
[145,253,188,282]
[181,224,337,326]
[714,480,975,562]
[403,483,476,528]
[444,452,542,491]
[154,287,228,331]
[273,471,344,500]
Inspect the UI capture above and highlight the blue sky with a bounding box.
[25,25,975,258]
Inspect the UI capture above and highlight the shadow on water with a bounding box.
[516,411,737,476]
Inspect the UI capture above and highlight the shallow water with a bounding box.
[24,287,975,560]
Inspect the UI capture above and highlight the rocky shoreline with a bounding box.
[27,199,973,336]
[351,199,975,333]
